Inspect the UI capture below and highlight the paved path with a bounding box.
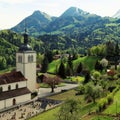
[37,83,78,98]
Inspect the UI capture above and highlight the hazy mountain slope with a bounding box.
[113,9,120,18]
[11,10,55,36]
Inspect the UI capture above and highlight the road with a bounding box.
[37,83,78,98]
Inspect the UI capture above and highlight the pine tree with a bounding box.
[114,41,119,70]
[57,60,66,79]
[76,62,83,74]
[41,55,49,73]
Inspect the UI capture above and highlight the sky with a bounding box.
[0,0,120,29]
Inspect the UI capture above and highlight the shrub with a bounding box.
[107,93,113,104]
[75,84,85,95]
[108,86,116,92]
[98,98,108,112]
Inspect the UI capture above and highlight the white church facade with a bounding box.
[0,31,36,110]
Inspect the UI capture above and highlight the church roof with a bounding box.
[0,71,27,85]
[0,87,31,100]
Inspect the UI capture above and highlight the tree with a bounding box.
[41,55,49,73]
[85,83,102,103]
[84,71,91,84]
[95,60,103,72]
[0,56,7,70]
[106,41,115,60]
[57,99,80,120]
[100,58,108,69]
[45,50,53,63]
[43,75,61,93]
[66,63,72,76]
[92,71,101,85]
[67,54,73,75]
[114,42,119,70]
[57,60,66,79]
[76,62,83,74]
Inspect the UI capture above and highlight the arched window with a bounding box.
[0,87,3,92]
[16,84,18,89]
[13,98,16,105]
[8,85,11,90]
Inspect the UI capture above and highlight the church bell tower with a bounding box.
[16,29,36,92]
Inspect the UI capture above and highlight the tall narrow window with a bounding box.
[16,84,18,89]
[0,87,3,92]
[18,56,22,63]
[8,85,11,90]
[28,55,33,62]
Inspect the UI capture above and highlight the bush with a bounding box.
[98,98,108,112]
[108,86,116,92]
[75,84,85,95]
[107,93,113,104]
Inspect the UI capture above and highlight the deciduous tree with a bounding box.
[43,75,61,93]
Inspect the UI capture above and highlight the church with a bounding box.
[0,30,36,110]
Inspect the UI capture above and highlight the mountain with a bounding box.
[60,7,88,17]
[11,7,102,35]
[11,10,56,36]
[47,7,103,33]
[10,7,120,53]
[113,9,120,18]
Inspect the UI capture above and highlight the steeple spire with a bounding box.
[19,20,32,51]
[24,20,28,45]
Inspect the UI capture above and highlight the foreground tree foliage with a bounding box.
[85,83,102,103]
[57,99,80,120]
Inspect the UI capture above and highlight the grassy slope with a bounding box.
[47,59,60,73]
[104,90,120,115]
[30,107,60,120]
[73,56,99,71]
[48,56,99,73]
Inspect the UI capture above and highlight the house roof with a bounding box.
[0,71,27,85]
[0,87,31,100]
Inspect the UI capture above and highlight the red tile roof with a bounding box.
[0,71,27,85]
[0,87,31,100]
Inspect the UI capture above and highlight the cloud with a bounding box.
[0,0,35,4]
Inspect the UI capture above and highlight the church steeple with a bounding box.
[23,28,28,45]
[19,22,32,52]
[16,21,36,92]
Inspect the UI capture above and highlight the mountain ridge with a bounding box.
[113,9,120,18]
[11,7,102,36]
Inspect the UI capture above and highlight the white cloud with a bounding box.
[0,0,35,4]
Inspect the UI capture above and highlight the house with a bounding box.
[0,71,31,110]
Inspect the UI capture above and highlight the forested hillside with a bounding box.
[0,7,120,70]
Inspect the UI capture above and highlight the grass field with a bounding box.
[30,107,60,120]
[47,59,60,73]
[47,56,99,74]
[73,56,99,71]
